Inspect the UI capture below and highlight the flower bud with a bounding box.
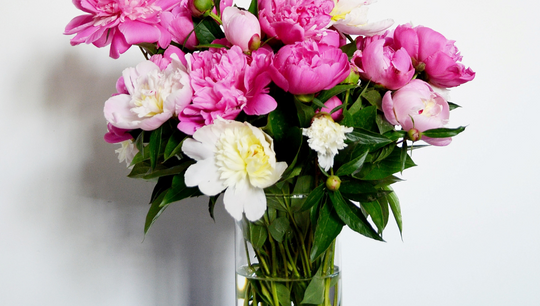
[326,175,341,191]
[407,128,422,142]
[248,34,261,51]
[189,0,214,17]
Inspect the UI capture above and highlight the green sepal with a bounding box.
[422,126,466,138]
[330,190,383,241]
[310,197,344,261]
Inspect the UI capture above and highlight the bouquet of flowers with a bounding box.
[65,0,474,304]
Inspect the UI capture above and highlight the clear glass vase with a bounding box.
[235,193,341,306]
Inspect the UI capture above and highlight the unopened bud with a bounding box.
[407,128,422,142]
[326,175,341,191]
[189,0,214,17]
[248,34,261,51]
[415,62,426,73]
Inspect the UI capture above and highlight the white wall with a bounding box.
[0,0,538,305]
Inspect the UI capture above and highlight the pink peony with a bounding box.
[258,0,334,45]
[65,0,180,59]
[352,34,415,90]
[318,96,344,121]
[222,7,261,52]
[382,79,451,146]
[177,46,277,135]
[160,1,198,50]
[270,40,350,95]
[104,52,192,131]
[393,24,475,88]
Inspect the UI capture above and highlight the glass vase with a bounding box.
[235,193,341,306]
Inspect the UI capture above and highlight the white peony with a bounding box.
[115,140,139,168]
[329,0,394,36]
[181,118,287,221]
[303,115,353,171]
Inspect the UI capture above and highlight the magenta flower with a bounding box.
[222,7,261,52]
[318,96,344,121]
[160,1,198,50]
[104,123,133,143]
[258,0,334,44]
[104,53,192,131]
[393,24,475,88]
[64,0,179,59]
[352,35,415,90]
[270,40,350,95]
[382,79,451,146]
[177,46,277,135]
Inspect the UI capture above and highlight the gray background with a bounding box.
[1,0,538,305]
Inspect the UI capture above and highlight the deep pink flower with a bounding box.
[393,24,475,88]
[352,35,415,90]
[382,79,451,146]
[270,40,350,95]
[319,96,344,121]
[222,7,261,52]
[258,0,334,44]
[177,46,277,135]
[65,0,179,59]
[104,123,133,143]
[160,1,198,50]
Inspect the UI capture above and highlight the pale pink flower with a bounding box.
[258,0,334,44]
[270,40,350,95]
[393,24,475,88]
[352,34,415,90]
[104,53,192,131]
[222,7,261,52]
[177,46,276,135]
[382,79,451,146]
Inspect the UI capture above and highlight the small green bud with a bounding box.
[189,0,214,17]
[341,68,360,85]
[407,128,422,142]
[326,175,341,191]
[248,34,261,52]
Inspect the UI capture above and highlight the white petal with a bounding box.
[184,158,225,195]
[223,186,244,221]
[242,187,267,222]
[182,138,214,161]
[333,18,394,36]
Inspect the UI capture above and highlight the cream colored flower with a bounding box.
[181,118,287,221]
[329,0,393,36]
[303,115,353,171]
[115,140,139,168]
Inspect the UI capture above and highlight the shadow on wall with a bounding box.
[43,50,235,306]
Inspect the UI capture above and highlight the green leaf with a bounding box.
[248,0,258,16]
[195,43,228,49]
[422,126,466,138]
[340,41,357,58]
[339,180,378,195]
[317,84,357,103]
[142,163,193,180]
[400,141,408,173]
[149,176,173,204]
[384,186,403,236]
[349,105,378,130]
[346,128,393,151]
[300,270,325,304]
[265,104,289,141]
[194,17,225,45]
[361,88,382,108]
[149,126,163,170]
[160,173,202,207]
[310,198,344,261]
[269,217,290,243]
[448,101,461,110]
[249,224,268,250]
[128,161,151,178]
[144,190,169,234]
[208,196,218,221]
[299,184,325,212]
[336,149,369,176]
[330,191,383,241]
[376,113,395,134]
[164,131,185,161]
[275,283,291,306]
[294,99,315,128]
[357,148,416,180]
[362,200,385,234]
[290,175,313,211]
